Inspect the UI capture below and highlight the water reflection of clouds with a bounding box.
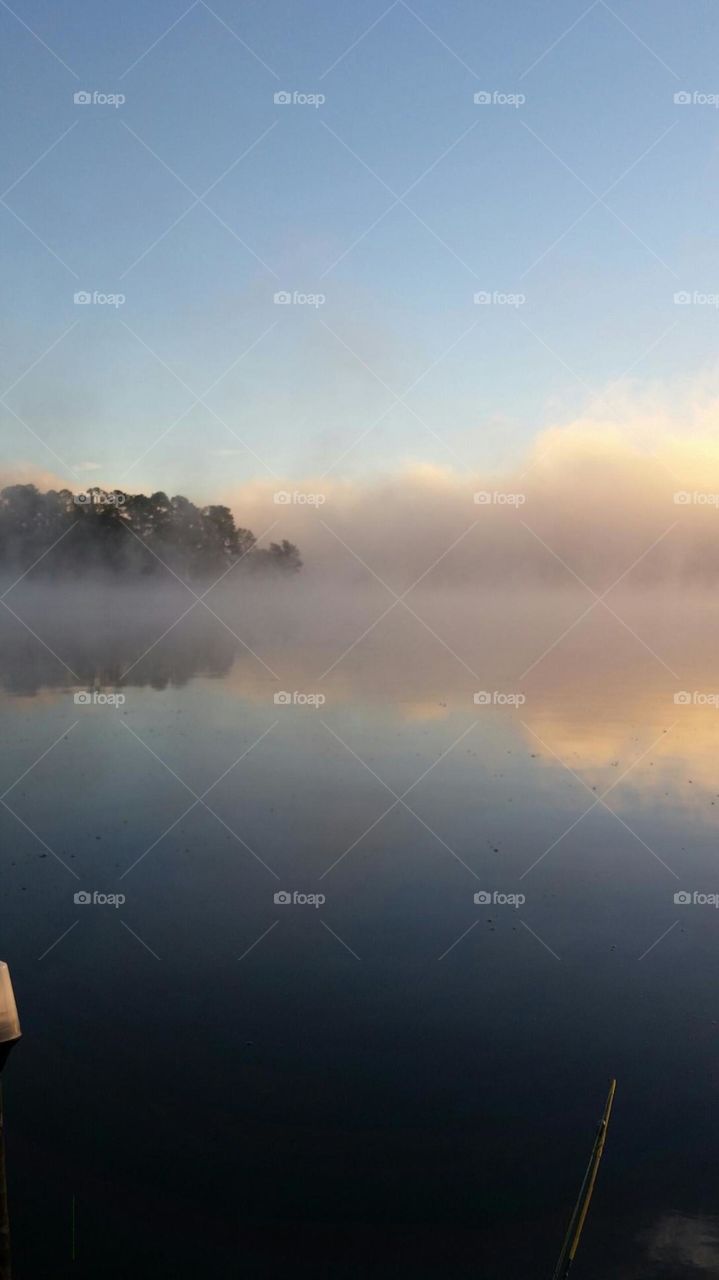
[637,1213,719,1275]
[3,587,719,806]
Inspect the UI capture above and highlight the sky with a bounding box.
[2,0,719,502]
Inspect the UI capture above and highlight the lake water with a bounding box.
[1,581,718,1277]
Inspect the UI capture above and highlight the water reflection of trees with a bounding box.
[0,602,237,695]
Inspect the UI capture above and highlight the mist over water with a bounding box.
[2,574,719,1275]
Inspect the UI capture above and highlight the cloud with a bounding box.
[0,461,70,491]
[218,426,719,588]
[637,1213,719,1274]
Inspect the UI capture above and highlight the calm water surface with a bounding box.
[1,583,718,1277]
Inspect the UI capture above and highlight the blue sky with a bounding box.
[1,0,718,498]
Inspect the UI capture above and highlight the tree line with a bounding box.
[0,485,302,579]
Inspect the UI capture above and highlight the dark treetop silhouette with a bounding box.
[0,485,302,579]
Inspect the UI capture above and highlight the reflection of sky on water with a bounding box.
[2,587,719,1275]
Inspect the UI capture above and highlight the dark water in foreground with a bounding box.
[1,583,719,1277]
